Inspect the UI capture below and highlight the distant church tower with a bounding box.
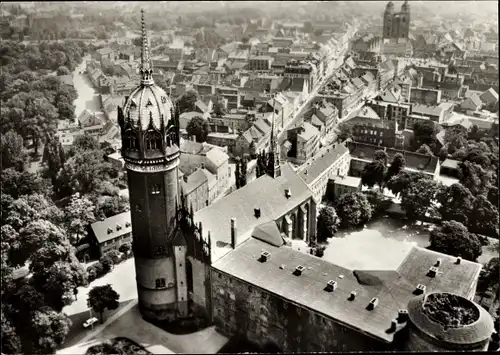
[266,96,281,179]
[383,1,410,41]
[118,9,189,322]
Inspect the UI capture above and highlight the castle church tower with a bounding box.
[118,9,188,321]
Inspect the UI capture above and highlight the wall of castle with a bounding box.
[209,269,387,352]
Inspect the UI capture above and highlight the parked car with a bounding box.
[83,317,99,328]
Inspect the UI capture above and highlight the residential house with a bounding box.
[94,47,116,64]
[285,122,321,164]
[89,211,132,257]
[328,175,362,201]
[297,143,351,202]
[248,56,274,72]
[180,168,209,212]
[460,94,483,112]
[77,109,103,138]
[346,116,398,148]
[479,88,499,111]
[409,87,442,105]
[310,100,339,137]
[411,102,454,124]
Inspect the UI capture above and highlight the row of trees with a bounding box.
[235,155,249,189]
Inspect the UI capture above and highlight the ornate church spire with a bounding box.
[140,9,154,86]
[266,94,281,179]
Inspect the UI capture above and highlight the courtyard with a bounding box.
[292,216,498,269]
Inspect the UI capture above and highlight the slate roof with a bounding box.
[251,221,285,247]
[277,77,305,92]
[298,143,349,184]
[194,163,313,260]
[91,211,131,244]
[479,88,499,105]
[297,122,319,141]
[206,148,228,168]
[213,239,482,344]
[182,168,208,195]
[331,175,362,188]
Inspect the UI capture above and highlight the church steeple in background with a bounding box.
[140,8,154,86]
[266,95,281,179]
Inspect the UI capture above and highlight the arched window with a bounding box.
[124,130,138,150]
[145,131,162,150]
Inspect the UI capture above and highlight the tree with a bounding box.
[458,161,492,196]
[336,123,353,141]
[1,307,22,354]
[444,126,468,155]
[316,206,339,243]
[400,178,442,221]
[186,116,211,143]
[478,257,500,304]
[437,183,475,225]
[64,193,96,244]
[72,135,100,153]
[103,249,121,265]
[5,194,63,233]
[413,120,438,149]
[235,158,241,189]
[1,131,27,171]
[335,192,373,228]
[118,243,131,254]
[488,186,499,209]
[95,195,130,220]
[416,144,434,156]
[29,306,72,354]
[374,150,389,166]
[429,220,482,262]
[212,98,226,117]
[385,153,405,182]
[361,160,386,189]
[56,66,70,76]
[0,169,49,199]
[239,155,248,188]
[387,171,427,197]
[469,195,499,237]
[87,285,120,324]
[177,90,199,113]
[99,255,113,273]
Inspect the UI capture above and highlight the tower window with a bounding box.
[124,131,138,150]
[155,278,166,288]
[145,131,162,150]
[151,184,161,195]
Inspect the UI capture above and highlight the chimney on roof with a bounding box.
[414,284,426,295]
[107,227,113,234]
[116,224,122,231]
[389,319,398,332]
[456,256,462,265]
[230,218,237,249]
[285,188,291,199]
[435,258,442,267]
[349,291,357,301]
[367,297,379,310]
[398,309,409,323]
[191,135,197,142]
[428,266,439,278]
[260,251,271,262]
[254,207,261,218]
[125,221,131,228]
[293,265,305,276]
[325,280,338,292]
[183,175,188,183]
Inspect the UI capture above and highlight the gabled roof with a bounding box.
[205,148,229,168]
[298,143,349,184]
[182,168,209,195]
[91,211,131,244]
[479,88,499,105]
[251,221,285,247]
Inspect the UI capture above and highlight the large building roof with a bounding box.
[297,143,349,184]
[194,163,313,261]
[212,238,483,344]
[91,211,131,244]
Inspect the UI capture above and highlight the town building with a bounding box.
[89,211,132,257]
[284,122,320,165]
[328,175,362,201]
[346,115,398,148]
[296,143,351,202]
